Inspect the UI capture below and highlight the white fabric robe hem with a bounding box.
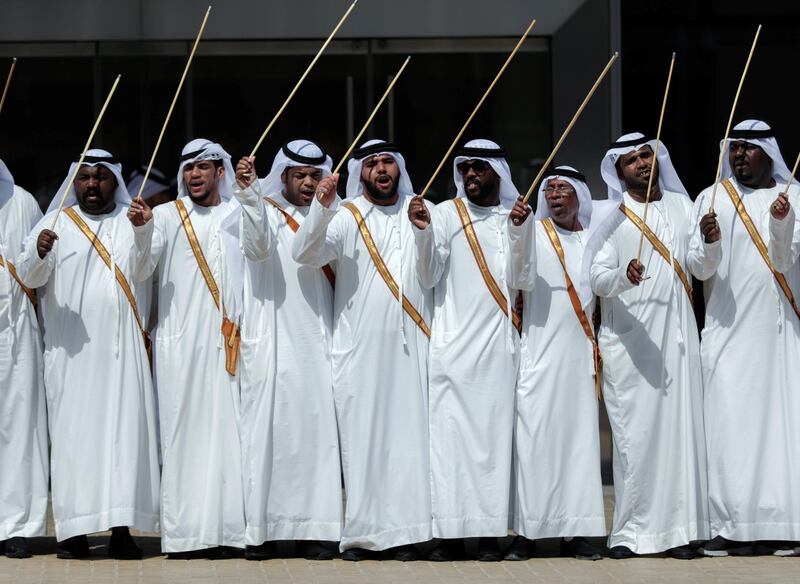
[515,516,607,540]
[56,509,159,542]
[433,517,509,539]
[246,521,342,545]
[0,518,46,540]
[339,521,431,552]
[161,533,246,554]
[608,521,707,555]
[714,520,800,543]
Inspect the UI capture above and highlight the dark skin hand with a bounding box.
[36,229,58,259]
[127,196,152,227]
[771,191,791,220]
[315,174,340,208]
[235,156,257,190]
[700,211,720,243]
[509,196,531,226]
[626,259,645,286]
[408,194,430,229]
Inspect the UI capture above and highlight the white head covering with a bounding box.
[345,139,414,200]
[452,139,519,209]
[260,139,332,196]
[177,138,235,201]
[720,119,792,184]
[534,165,593,228]
[46,149,130,214]
[0,159,13,200]
[126,165,170,201]
[600,132,688,201]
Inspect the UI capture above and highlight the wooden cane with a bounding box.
[782,152,800,193]
[134,6,211,202]
[0,58,17,115]
[50,74,122,228]
[249,0,359,158]
[418,18,536,199]
[332,57,411,175]
[635,52,676,263]
[708,24,762,212]
[521,52,619,205]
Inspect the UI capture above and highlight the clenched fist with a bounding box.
[236,156,257,190]
[37,229,58,259]
[699,211,720,243]
[127,197,153,227]
[771,191,791,221]
[408,195,430,229]
[626,259,645,286]
[315,174,339,208]
[510,196,531,226]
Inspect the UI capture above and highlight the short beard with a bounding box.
[465,177,499,204]
[364,178,398,201]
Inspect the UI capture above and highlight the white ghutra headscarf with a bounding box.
[452,139,519,209]
[721,120,793,185]
[46,149,130,214]
[260,139,332,197]
[345,139,415,200]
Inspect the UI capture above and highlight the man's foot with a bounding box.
[428,539,465,561]
[297,540,335,560]
[700,535,753,557]
[476,537,502,562]
[206,546,244,560]
[244,541,275,561]
[392,544,418,561]
[341,547,374,561]
[504,536,534,561]
[608,545,635,560]
[108,527,143,560]
[4,537,32,559]
[167,549,206,560]
[561,537,602,561]
[756,540,800,557]
[667,545,696,560]
[57,535,90,560]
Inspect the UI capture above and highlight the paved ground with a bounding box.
[2,489,799,583]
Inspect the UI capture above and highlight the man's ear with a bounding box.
[281,169,288,185]
[217,165,225,179]
[615,160,624,180]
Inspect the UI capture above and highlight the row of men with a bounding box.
[0,119,798,563]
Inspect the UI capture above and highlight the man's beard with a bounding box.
[464,177,495,201]
[364,177,398,200]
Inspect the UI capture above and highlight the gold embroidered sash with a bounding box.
[64,207,151,364]
[453,198,522,334]
[619,204,694,304]
[542,218,602,400]
[0,254,37,307]
[264,197,336,289]
[721,179,800,320]
[175,199,240,375]
[343,201,431,338]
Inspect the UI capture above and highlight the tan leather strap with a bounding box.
[343,202,431,338]
[619,204,694,305]
[264,197,336,289]
[453,198,522,334]
[0,254,37,307]
[175,199,240,374]
[64,207,151,361]
[722,179,800,320]
[542,218,602,400]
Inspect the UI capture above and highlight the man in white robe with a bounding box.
[505,166,606,561]
[229,140,342,561]
[688,120,800,557]
[128,139,246,558]
[0,160,48,559]
[292,139,433,561]
[409,139,519,561]
[589,133,709,559]
[18,150,160,560]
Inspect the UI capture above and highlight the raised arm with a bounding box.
[233,156,275,262]
[686,190,722,281]
[291,174,342,268]
[16,213,58,289]
[128,198,165,282]
[410,197,448,290]
[506,196,535,291]
[768,189,800,273]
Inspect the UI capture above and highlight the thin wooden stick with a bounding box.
[249,0,359,157]
[783,152,800,192]
[332,57,411,174]
[50,74,122,228]
[636,52,676,263]
[708,24,762,212]
[522,52,619,204]
[135,6,211,202]
[418,18,536,199]
[0,58,17,115]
